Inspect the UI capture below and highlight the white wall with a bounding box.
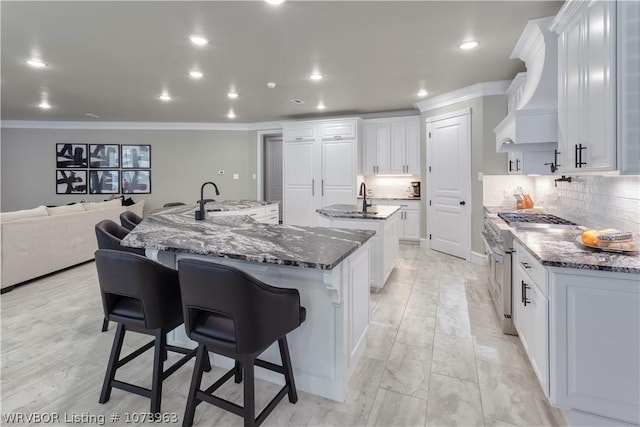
[1,127,258,213]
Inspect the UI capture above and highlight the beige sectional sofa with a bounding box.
[0,199,144,290]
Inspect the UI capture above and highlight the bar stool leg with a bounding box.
[234,360,242,383]
[101,317,109,332]
[183,345,207,427]
[151,330,166,413]
[278,336,298,403]
[243,359,256,427]
[99,323,126,403]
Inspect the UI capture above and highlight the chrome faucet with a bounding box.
[195,181,220,220]
[359,182,372,212]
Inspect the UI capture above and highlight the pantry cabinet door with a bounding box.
[322,139,357,208]
[283,141,316,226]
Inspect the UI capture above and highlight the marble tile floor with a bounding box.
[0,244,567,426]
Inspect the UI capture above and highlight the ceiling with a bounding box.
[1,1,564,124]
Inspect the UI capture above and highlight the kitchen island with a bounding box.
[316,204,401,289]
[121,203,374,402]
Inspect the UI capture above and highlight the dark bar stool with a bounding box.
[177,259,306,427]
[95,250,207,413]
[95,220,146,332]
[119,211,143,231]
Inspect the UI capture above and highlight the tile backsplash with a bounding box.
[359,175,420,198]
[484,175,640,234]
[545,175,640,234]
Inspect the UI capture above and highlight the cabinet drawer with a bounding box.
[264,214,279,224]
[321,122,357,140]
[265,204,279,215]
[514,241,548,296]
[284,126,316,141]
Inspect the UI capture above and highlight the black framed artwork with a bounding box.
[122,170,151,194]
[121,145,151,168]
[89,144,120,168]
[56,144,88,168]
[56,170,87,194]
[89,170,120,194]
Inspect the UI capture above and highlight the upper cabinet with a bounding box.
[551,0,639,174]
[362,116,420,175]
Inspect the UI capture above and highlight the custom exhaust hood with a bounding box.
[495,16,558,153]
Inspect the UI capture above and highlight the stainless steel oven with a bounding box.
[482,215,517,335]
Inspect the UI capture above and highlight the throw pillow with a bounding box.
[83,198,123,211]
[46,204,86,216]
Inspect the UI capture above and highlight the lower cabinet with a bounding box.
[369,199,420,241]
[512,240,640,426]
[549,267,639,425]
[512,240,550,398]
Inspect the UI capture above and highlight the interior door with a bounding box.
[264,136,283,219]
[426,110,471,259]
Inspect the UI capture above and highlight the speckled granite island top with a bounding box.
[512,229,640,274]
[122,203,375,270]
[201,199,277,212]
[316,204,402,220]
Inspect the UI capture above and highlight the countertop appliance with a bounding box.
[410,182,420,198]
[482,210,576,335]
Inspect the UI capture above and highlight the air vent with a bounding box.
[289,99,304,105]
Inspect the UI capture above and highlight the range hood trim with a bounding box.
[495,108,558,153]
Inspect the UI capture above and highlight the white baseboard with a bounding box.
[470,251,488,266]
[419,238,430,248]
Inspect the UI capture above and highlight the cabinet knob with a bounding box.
[459,201,466,206]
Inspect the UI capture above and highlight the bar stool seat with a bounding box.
[178,259,306,427]
[95,250,206,414]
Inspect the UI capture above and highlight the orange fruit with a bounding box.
[582,230,598,246]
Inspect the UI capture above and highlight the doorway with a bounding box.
[263,135,283,221]
[426,108,471,260]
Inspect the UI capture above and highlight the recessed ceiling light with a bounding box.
[458,40,479,50]
[227,110,236,119]
[309,73,323,81]
[158,92,172,102]
[265,0,285,5]
[38,100,51,109]
[317,102,326,110]
[26,58,47,68]
[227,91,239,99]
[85,113,100,118]
[189,35,209,46]
[417,89,428,97]
[267,82,276,89]
[189,70,203,79]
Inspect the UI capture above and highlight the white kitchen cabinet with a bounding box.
[508,151,556,175]
[361,116,420,175]
[283,118,359,226]
[362,122,391,175]
[549,267,639,426]
[553,0,617,173]
[390,118,420,174]
[512,240,549,398]
[367,199,419,241]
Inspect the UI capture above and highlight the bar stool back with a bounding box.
[119,211,143,231]
[177,259,306,427]
[95,249,204,414]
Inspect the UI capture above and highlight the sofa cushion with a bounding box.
[83,199,122,211]
[46,204,86,216]
[0,206,48,223]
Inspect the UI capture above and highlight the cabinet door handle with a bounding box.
[576,144,587,167]
[508,160,513,172]
[312,179,315,196]
[296,137,303,141]
[521,261,531,269]
[516,158,521,172]
[321,179,324,196]
[522,280,531,306]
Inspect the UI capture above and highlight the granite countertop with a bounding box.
[122,203,375,270]
[200,199,277,212]
[317,204,402,220]
[511,228,640,274]
[484,205,640,274]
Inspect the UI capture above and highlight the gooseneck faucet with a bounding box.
[359,182,372,213]
[195,181,220,220]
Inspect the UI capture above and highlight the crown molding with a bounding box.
[549,0,588,34]
[413,80,510,113]
[1,120,284,131]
